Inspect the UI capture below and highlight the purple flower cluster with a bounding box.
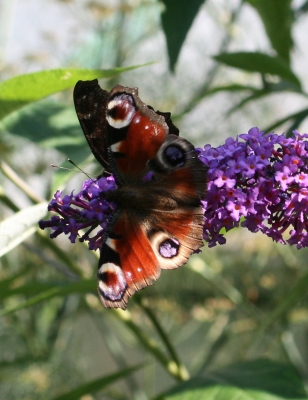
[199,127,308,249]
[39,176,117,250]
[40,127,308,252]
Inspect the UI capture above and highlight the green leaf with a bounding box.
[161,0,205,70]
[0,100,92,169]
[285,113,308,137]
[0,202,48,258]
[0,101,80,145]
[213,52,301,88]
[245,0,293,63]
[0,100,95,191]
[161,359,307,399]
[263,107,308,133]
[295,0,308,17]
[52,364,143,400]
[0,65,150,120]
[0,279,96,316]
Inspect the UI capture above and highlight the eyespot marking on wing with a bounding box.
[107,94,135,129]
[151,231,181,260]
[97,262,127,301]
[164,145,185,167]
[159,238,180,258]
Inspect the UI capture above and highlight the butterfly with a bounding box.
[73,79,207,309]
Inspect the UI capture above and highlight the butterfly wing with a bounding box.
[97,213,161,309]
[74,80,206,309]
[74,80,179,179]
[74,80,110,169]
[98,135,207,309]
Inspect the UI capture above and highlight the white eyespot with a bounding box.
[151,231,186,270]
[105,237,116,251]
[98,262,127,301]
[110,142,121,152]
[106,95,135,129]
[133,115,141,124]
[126,271,132,280]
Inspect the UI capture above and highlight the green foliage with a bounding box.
[244,0,293,64]
[0,202,48,258]
[213,52,301,88]
[161,0,205,70]
[0,65,150,120]
[1,1,308,399]
[51,365,143,400]
[162,360,307,399]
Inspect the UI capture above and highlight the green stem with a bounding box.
[246,268,308,353]
[0,160,44,204]
[135,295,189,379]
[0,185,20,211]
[189,257,263,319]
[36,230,86,278]
[112,308,189,381]
[0,179,85,278]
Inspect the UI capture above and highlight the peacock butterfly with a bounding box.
[73,79,207,309]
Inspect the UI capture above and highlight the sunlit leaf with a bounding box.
[0,202,48,258]
[0,64,151,120]
[162,359,307,399]
[0,101,80,144]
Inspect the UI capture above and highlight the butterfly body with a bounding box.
[74,80,206,309]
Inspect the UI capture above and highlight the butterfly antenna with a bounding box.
[67,159,93,179]
[50,160,93,180]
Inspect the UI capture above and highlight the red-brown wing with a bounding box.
[74,81,207,309]
[74,80,179,181]
[97,136,207,309]
[147,135,206,270]
[102,84,171,182]
[97,213,160,309]
[97,206,204,310]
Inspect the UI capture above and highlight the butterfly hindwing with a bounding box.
[97,213,161,309]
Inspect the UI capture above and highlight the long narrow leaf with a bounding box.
[52,364,143,400]
[0,64,151,120]
[245,0,293,63]
[0,279,96,316]
[214,52,301,88]
[161,0,204,70]
[0,202,48,258]
[263,108,308,133]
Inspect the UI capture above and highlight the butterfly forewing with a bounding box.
[74,80,110,169]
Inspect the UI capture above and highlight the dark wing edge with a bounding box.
[73,79,110,170]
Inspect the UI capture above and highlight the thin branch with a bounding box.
[0,160,45,204]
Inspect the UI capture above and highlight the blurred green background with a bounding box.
[1,0,308,399]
